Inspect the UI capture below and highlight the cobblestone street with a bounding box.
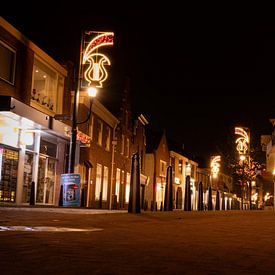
[1,207,275,274]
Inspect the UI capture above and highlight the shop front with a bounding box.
[0,96,71,205]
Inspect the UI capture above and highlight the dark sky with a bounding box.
[3,5,275,165]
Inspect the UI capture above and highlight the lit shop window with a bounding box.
[31,58,64,114]
[95,163,102,201]
[125,172,130,203]
[115,168,120,202]
[102,166,108,201]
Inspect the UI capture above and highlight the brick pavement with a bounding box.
[0,207,275,274]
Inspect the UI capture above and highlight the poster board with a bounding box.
[61,173,81,207]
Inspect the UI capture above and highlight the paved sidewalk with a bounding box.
[0,208,275,274]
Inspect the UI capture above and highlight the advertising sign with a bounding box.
[61,173,81,207]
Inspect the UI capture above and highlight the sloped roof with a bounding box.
[146,128,164,153]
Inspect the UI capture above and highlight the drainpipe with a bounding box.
[109,122,118,209]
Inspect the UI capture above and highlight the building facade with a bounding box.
[0,17,70,205]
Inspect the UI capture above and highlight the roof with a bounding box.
[145,128,164,153]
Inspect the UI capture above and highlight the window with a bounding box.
[95,164,102,200]
[102,166,108,201]
[97,120,103,146]
[121,134,125,155]
[105,127,111,151]
[31,58,64,114]
[126,138,130,157]
[125,172,130,203]
[160,160,167,177]
[191,164,195,178]
[115,168,120,202]
[0,40,16,85]
[179,159,183,174]
[171,157,175,172]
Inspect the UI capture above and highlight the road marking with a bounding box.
[0,226,103,232]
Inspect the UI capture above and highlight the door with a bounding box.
[36,156,56,204]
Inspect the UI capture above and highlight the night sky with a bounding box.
[3,5,275,165]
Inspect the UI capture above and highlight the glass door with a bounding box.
[36,156,56,204]
[22,152,34,203]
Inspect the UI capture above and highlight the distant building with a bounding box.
[145,129,170,210]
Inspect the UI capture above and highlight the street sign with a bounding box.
[61,173,81,207]
[54,114,72,121]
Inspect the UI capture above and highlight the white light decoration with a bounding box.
[210,155,221,178]
[235,127,249,156]
[82,32,114,88]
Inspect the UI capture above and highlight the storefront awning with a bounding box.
[0,96,71,139]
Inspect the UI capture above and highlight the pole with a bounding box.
[68,81,79,173]
[68,32,83,174]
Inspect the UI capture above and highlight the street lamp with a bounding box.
[235,126,250,210]
[211,155,221,210]
[68,31,114,174]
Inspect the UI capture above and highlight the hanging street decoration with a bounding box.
[210,155,221,178]
[235,127,249,156]
[81,31,114,89]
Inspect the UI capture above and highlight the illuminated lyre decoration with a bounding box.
[82,32,114,88]
[211,155,221,178]
[235,127,249,155]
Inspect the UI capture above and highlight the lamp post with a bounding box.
[210,155,221,210]
[235,127,250,210]
[68,31,114,174]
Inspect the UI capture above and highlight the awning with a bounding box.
[0,96,71,140]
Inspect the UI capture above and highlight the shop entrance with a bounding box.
[36,155,56,204]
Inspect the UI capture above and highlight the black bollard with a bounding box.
[151,201,154,211]
[197,182,203,211]
[221,192,225,210]
[81,188,85,207]
[128,153,141,213]
[59,184,63,207]
[29,181,35,206]
[208,186,213,210]
[215,190,220,210]
[164,165,173,211]
[184,176,191,211]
